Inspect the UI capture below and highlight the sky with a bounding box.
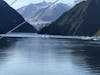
[4,0,75,9]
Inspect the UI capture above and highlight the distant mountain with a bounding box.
[0,0,37,34]
[39,0,100,36]
[17,2,71,22]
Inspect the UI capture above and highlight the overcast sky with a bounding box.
[4,0,75,9]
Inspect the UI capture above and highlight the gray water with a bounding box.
[0,36,100,75]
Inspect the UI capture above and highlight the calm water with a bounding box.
[0,35,100,75]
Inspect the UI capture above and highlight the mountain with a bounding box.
[39,0,100,36]
[0,0,37,34]
[17,2,71,22]
[95,30,100,36]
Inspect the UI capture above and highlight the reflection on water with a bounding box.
[0,37,100,75]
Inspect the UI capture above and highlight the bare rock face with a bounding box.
[39,0,100,36]
[0,0,37,34]
[17,2,70,22]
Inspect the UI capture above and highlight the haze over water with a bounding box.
[0,35,100,75]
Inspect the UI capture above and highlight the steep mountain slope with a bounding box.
[17,2,51,19]
[0,0,37,34]
[95,30,100,36]
[39,0,100,36]
[17,2,71,22]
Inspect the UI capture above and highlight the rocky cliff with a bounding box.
[39,0,100,36]
[0,0,37,34]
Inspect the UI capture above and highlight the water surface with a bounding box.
[0,35,100,75]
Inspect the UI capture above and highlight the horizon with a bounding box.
[4,0,75,9]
